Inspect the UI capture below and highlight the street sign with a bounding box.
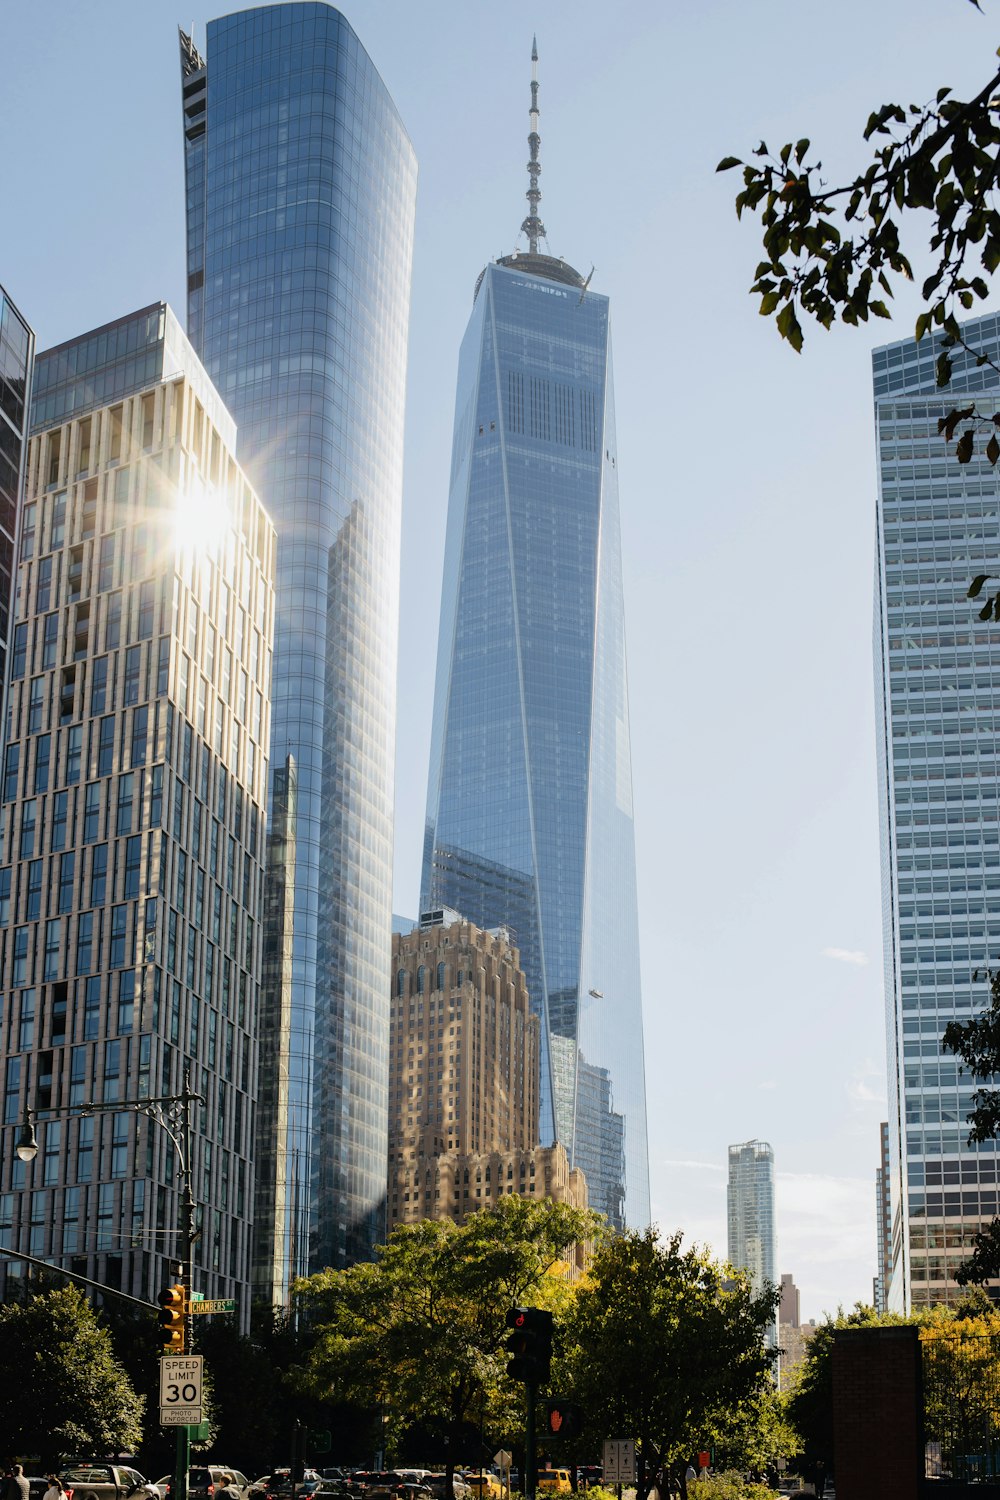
[602,1440,636,1484]
[160,1353,204,1426]
[493,1453,512,1471]
[188,1298,236,1315]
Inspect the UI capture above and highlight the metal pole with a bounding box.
[526,1384,537,1500]
[176,1068,196,1500]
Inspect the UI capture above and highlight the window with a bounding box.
[83,783,101,843]
[106,592,122,650]
[50,492,66,548]
[103,1039,121,1103]
[117,970,135,1034]
[130,705,148,768]
[0,868,11,926]
[90,843,108,906]
[58,852,75,914]
[124,647,141,708]
[20,799,36,859]
[33,735,51,794]
[25,860,42,920]
[138,581,155,639]
[51,790,69,851]
[149,765,164,827]
[116,773,134,836]
[76,1113,94,1176]
[18,990,34,1052]
[10,624,26,681]
[65,725,82,785]
[157,637,170,695]
[2,744,18,803]
[36,556,53,612]
[11,927,28,985]
[20,503,36,560]
[97,716,115,776]
[90,657,109,715]
[110,905,127,968]
[77,914,95,977]
[28,676,46,734]
[124,836,141,899]
[98,535,115,592]
[41,613,58,669]
[43,919,61,982]
[417,966,426,994]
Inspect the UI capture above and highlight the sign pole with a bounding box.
[526,1384,537,1500]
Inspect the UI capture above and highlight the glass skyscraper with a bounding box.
[180,4,416,1293]
[0,285,33,723]
[420,47,649,1229]
[874,313,1000,1308]
[726,1140,776,1346]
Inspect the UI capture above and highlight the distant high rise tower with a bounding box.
[420,41,649,1231]
[0,284,33,722]
[874,318,1000,1308]
[727,1139,776,1343]
[874,1120,891,1312]
[180,4,416,1294]
[0,303,274,1311]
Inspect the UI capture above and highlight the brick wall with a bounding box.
[832,1325,922,1500]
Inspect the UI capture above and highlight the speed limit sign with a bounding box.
[160,1354,204,1425]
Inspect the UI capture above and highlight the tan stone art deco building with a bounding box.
[0,304,275,1313]
[388,913,587,1229]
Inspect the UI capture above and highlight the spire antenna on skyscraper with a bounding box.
[521,36,546,254]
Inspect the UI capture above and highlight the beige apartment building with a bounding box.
[0,303,275,1313]
[388,914,587,1231]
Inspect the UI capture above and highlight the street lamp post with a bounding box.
[14,1067,204,1500]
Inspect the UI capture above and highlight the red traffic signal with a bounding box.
[158,1283,186,1351]
[546,1400,582,1439]
[505,1306,553,1384]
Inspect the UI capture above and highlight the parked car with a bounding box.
[463,1477,500,1498]
[424,1479,471,1500]
[62,1467,156,1500]
[536,1472,572,1495]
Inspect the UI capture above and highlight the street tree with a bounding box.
[943,965,1000,1280]
[0,1285,143,1466]
[560,1227,778,1500]
[718,2,1000,616]
[293,1196,600,1495]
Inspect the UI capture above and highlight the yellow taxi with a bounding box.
[464,1477,501,1499]
[536,1472,572,1495]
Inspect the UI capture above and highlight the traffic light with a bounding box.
[158,1283,186,1351]
[506,1305,553,1384]
[545,1400,582,1440]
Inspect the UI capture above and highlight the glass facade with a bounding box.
[182,4,416,1291]
[874,313,1000,1309]
[726,1139,776,1346]
[421,256,649,1229]
[0,304,275,1312]
[0,285,33,728]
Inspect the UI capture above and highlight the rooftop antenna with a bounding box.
[520,37,546,254]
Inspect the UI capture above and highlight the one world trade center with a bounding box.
[421,42,649,1228]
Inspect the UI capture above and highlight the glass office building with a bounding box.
[420,53,648,1226]
[0,285,33,724]
[874,313,1000,1308]
[0,303,274,1313]
[180,5,416,1292]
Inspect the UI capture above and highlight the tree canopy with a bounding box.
[560,1228,779,1500]
[718,6,1000,614]
[0,1285,143,1466]
[292,1196,600,1489]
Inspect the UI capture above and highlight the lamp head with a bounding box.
[15,1113,37,1164]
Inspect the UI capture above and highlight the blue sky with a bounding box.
[5,0,997,1320]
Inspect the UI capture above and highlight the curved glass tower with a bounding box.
[181,4,416,1291]
[420,46,649,1229]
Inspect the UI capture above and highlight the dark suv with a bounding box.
[162,1472,249,1500]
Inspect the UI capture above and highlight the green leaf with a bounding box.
[915,312,931,342]
[988,436,1000,466]
[795,138,810,164]
[936,352,954,388]
[716,157,742,173]
[870,301,892,319]
[957,429,975,463]
[981,600,994,621]
[969,575,992,599]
